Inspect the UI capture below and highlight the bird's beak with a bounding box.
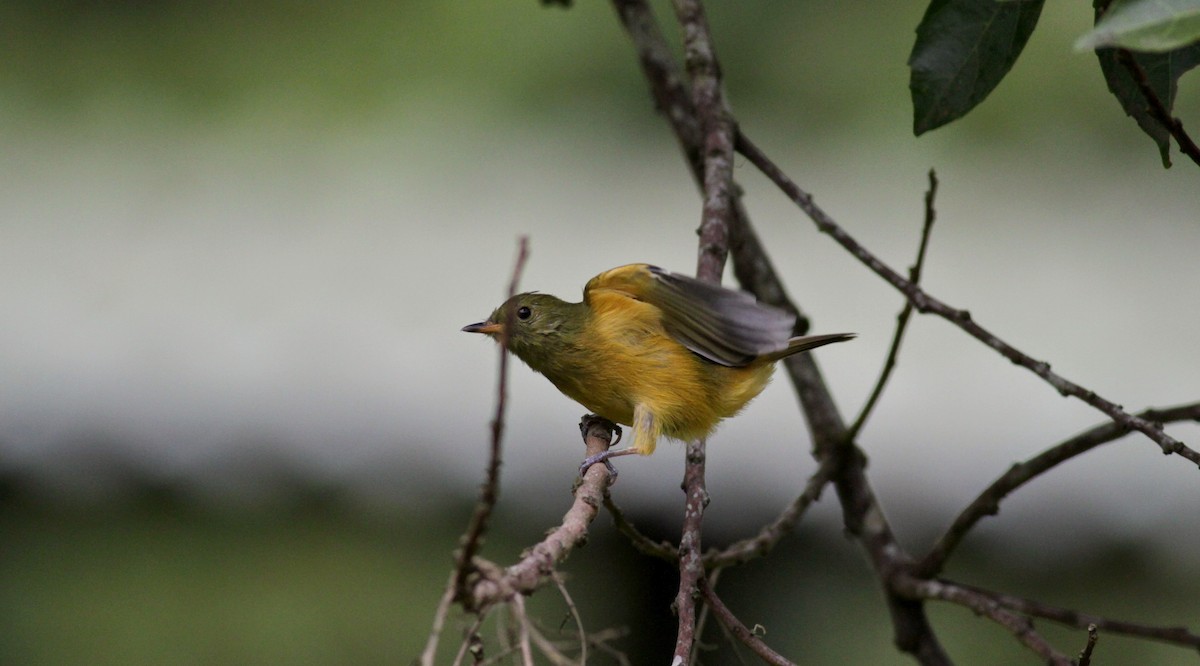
[462,321,503,335]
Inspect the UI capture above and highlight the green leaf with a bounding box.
[1077,0,1200,52]
[908,0,1045,135]
[1095,43,1200,166]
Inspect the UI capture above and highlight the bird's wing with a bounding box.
[583,263,796,367]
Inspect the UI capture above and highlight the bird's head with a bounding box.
[462,292,583,369]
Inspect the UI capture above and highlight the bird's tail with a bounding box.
[765,332,855,361]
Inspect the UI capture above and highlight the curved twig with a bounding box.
[735,130,1200,468]
[847,169,937,441]
[954,580,1200,650]
[702,453,838,568]
[919,401,1200,577]
[895,575,1073,665]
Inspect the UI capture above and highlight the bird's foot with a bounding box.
[578,447,640,482]
[578,414,621,447]
[577,415,628,483]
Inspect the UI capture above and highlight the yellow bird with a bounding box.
[463,263,853,470]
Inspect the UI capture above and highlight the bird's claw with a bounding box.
[579,450,619,484]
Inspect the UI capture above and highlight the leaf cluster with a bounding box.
[909,0,1200,165]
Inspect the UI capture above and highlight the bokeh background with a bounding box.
[2,1,1198,663]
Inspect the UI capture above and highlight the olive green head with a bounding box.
[462,292,587,369]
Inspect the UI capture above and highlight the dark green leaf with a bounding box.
[1094,36,1200,165]
[909,0,1045,135]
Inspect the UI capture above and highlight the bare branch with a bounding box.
[735,130,1200,468]
[464,418,618,610]
[609,3,951,660]
[954,580,1200,650]
[895,576,1074,665]
[702,453,837,568]
[848,169,938,441]
[919,401,1200,577]
[604,492,678,562]
[666,0,738,660]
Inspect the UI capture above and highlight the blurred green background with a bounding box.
[1,1,1198,663]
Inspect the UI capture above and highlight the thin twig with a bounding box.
[699,577,796,666]
[955,580,1200,650]
[896,576,1073,665]
[453,237,531,610]
[847,169,938,441]
[1115,49,1200,168]
[735,129,1200,468]
[511,595,535,666]
[702,453,837,568]
[918,401,1200,577]
[1077,624,1099,666]
[603,492,678,561]
[451,614,486,666]
[689,567,722,666]
[524,623,578,666]
[587,627,633,665]
[419,573,459,666]
[553,572,587,665]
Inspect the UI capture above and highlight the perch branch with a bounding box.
[611,0,950,661]
[668,0,737,660]
[464,418,618,610]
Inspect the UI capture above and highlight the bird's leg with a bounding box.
[577,406,658,480]
[577,414,632,481]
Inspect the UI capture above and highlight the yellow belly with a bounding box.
[537,299,775,453]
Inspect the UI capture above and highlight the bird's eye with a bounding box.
[516,306,532,320]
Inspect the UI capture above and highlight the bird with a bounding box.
[463,263,853,472]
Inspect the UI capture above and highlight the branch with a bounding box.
[895,575,1074,665]
[464,417,619,610]
[610,2,951,661]
[920,401,1200,577]
[702,452,837,568]
[847,169,937,441]
[954,580,1200,650]
[603,493,678,562]
[668,0,736,660]
[735,130,1200,468]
